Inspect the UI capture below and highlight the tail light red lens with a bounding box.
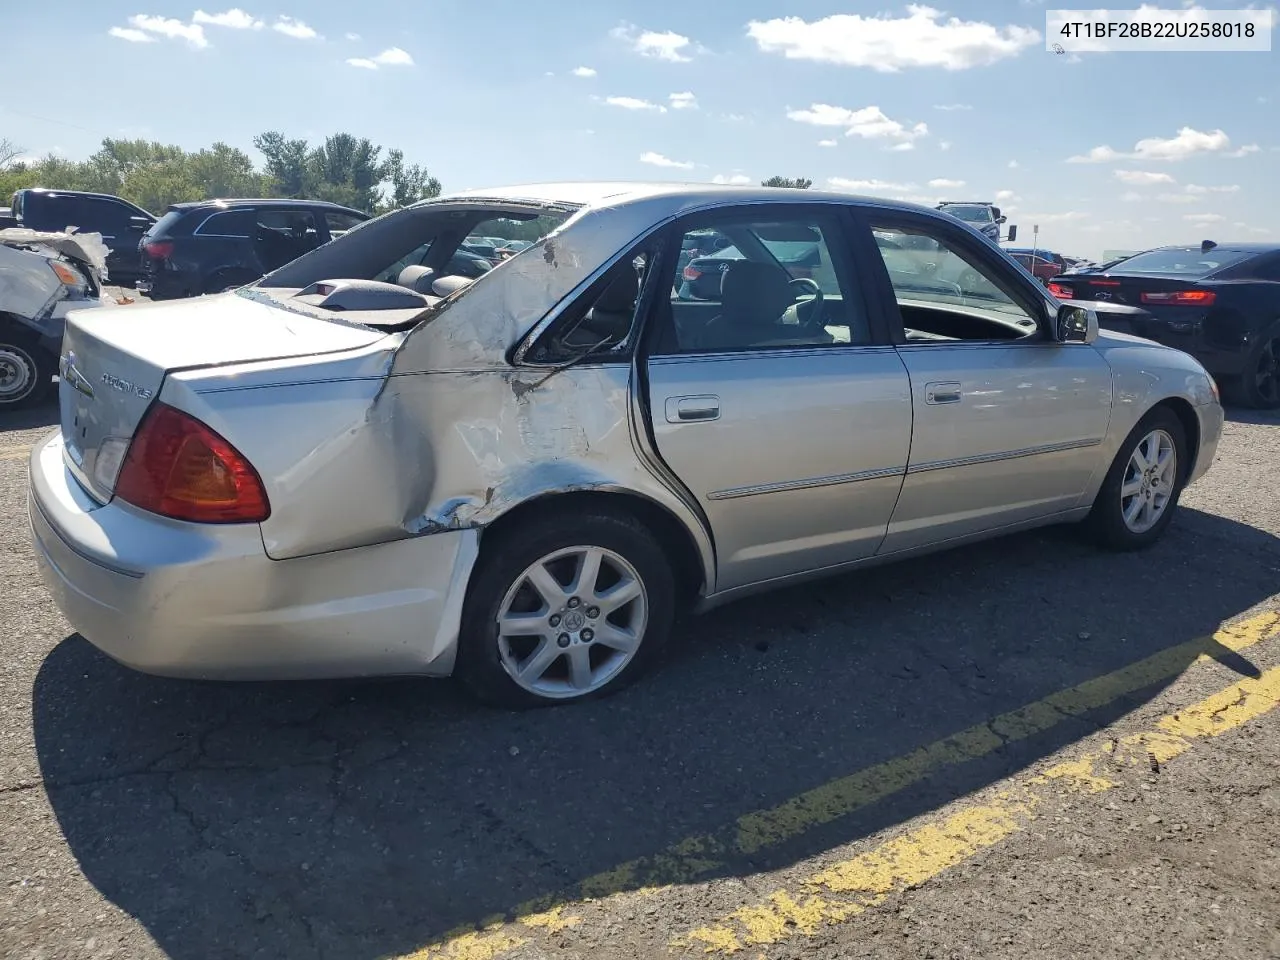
[1047,281,1073,299]
[114,403,270,524]
[1140,289,1216,306]
[682,265,702,282]
[143,240,174,259]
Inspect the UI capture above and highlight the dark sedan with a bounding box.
[1048,241,1280,408]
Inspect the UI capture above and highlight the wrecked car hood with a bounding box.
[0,227,110,283]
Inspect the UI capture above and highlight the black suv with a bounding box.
[11,188,156,285]
[138,198,370,300]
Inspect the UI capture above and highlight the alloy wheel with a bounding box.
[495,545,649,700]
[1120,428,1178,534]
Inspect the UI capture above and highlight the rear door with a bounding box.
[855,209,1114,554]
[643,203,912,592]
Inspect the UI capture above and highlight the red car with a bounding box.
[1011,252,1065,284]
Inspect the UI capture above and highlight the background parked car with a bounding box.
[11,188,155,286]
[1048,240,1280,408]
[1010,251,1066,284]
[137,198,369,300]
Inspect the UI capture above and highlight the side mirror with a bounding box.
[1006,225,1018,243]
[1054,303,1098,344]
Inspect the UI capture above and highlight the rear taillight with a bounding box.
[143,240,174,259]
[1139,289,1216,306]
[114,403,270,524]
[682,265,702,281]
[1047,281,1073,299]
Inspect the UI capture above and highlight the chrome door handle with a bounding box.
[665,395,720,423]
[924,381,962,405]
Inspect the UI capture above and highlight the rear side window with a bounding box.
[194,209,256,238]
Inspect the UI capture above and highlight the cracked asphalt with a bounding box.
[1,393,1279,960]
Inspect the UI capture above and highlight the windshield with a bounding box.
[258,204,576,291]
[1108,248,1253,277]
[940,204,993,224]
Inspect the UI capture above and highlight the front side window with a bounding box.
[870,222,1042,342]
[325,211,366,235]
[663,213,868,353]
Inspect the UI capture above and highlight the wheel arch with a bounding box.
[474,489,710,611]
[1149,395,1201,482]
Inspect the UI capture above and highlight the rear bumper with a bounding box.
[1090,305,1250,377]
[28,431,478,680]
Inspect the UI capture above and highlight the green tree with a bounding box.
[253,131,314,197]
[382,148,441,211]
[761,176,813,189]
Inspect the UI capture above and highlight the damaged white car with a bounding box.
[1,228,112,408]
[28,183,1222,707]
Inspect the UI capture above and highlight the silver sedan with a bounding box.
[28,183,1224,707]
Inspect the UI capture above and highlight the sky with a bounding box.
[3,1,1277,260]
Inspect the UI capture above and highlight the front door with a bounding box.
[643,205,913,593]
[858,213,1114,554]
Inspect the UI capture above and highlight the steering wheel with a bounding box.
[788,276,825,328]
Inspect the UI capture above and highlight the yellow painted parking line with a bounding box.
[679,657,1280,954]
[0,445,33,461]
[393,611,1280,960]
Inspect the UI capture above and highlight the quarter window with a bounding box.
[662,215,868,353]
[869,223,1042,342]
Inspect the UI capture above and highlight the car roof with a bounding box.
[17,187,137,203]
[418,180,963,220]
[1142,242,1280,255]
[168,198,368,215]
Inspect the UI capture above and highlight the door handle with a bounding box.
[665,395,720,423]
[924,381,962,405]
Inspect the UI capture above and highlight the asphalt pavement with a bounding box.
[1,393,1278,960]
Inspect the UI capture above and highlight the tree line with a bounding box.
[0,133,441,216]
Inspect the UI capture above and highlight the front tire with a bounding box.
[0,329,56,410]
[456,510,676,709]
[1084,407,1188,551]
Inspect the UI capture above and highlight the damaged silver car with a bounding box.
[1,228,112,408]
[28,183,1223,707]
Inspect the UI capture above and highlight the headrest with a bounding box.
[398,264,437,294]
[720,260,793,321]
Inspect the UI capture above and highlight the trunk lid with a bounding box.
[1049,272,1207,308]
[59,291,388,502]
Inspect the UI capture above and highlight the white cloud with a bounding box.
[1069,127,1234,163]
[712,174,752,185]
[1155,193,1198,204]
[786,103,927,147]
[1184,213,1226,223]
[1228,144,1261,157]
[605,96,667,113]
[1233,222,1273,235]
[827,177,917,193]
[611,24,696,61]
[345,32,361,41]
[889,142,915,152]
[1114,170,1176,185]
[108,26,156,42]
[934,103,973,111]
[939,141,952,151]
[929,178,965,188]
[995,190,1019,202]
[1008,160,1019,168]
[572,66,597,77]
[192,8,262,29]
[818,139,837,147]
[1185,183,1240,194]
[668,91,698,110]
[347,48,413,70]
[273,16,318,39]
[746,8,1040,72]
[124,14,208,47]
[640,151,694,169]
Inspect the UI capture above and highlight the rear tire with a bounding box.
[455,510,676,709]
[0,327,56,410]
[1083,406,1188,552]
[1220,321,1280,410]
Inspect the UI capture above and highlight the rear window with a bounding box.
[148,209,187,238]
[1112,248,1255,277]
